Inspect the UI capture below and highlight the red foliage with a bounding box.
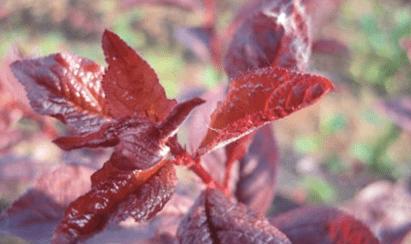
[224,0,310,78]
[11,52,109,134]
[234,125,279,215]
[197,67,333,155]
[270,207,380,244]
[2,1,342,242]
[177,188,291,243]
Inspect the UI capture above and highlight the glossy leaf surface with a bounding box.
[102,30,176,122]
[177,188,291,244]
[224,0,310,78]
[11,53,109,133]
[197,67,333,155]
[53,159,176,243]
[113,163,177,222]
[270,207,380,244]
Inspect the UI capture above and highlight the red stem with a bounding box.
[168,139,227,193]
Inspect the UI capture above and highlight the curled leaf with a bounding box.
[197,67,333,155]
[158,97,205,138]
[177,188,291,244]
[270,207,380,244]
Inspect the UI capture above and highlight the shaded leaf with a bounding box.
[0,164,93,243]
[223,133,254,188]
[270,207,379,244]
[224,0,310,78]
[343,181,411,244]
[11,53,109,134]
[177,188,291,244]
[102,30,177,122]
[197,67,333,155]
[235,125,278,215]
[52,159,175,243]
[175,26,215,62]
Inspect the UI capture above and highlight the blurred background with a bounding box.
[0,0,411,241]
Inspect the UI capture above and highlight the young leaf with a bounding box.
[177,188,291,244]
[102,30,177,122]
[52,159,176,243]
[235,125,278,215]
[197,66,333,155]
[270,207,380,244]
[0,164,93,243]
[54,97,203,154]
[224,0,310,78]
[158,97,205,138]
[11,53,110,134]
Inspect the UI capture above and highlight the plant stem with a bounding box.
[169,139,227,193]
[189,157,226,193]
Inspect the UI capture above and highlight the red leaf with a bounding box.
[54,96,203,154]
[224,0,310,78]
[53,123,119,150]
[11,53,110,133]
[0,164,93,243]
[235,125,278,215]
[344,181,411,244]
[177,188,291,244]
[102,30,177,122]
[197,67,333,155]
[158,97,205,138]
[52,159,175,243]
[223,133,254,187]
[270,207,380,244]
[113,163,177,222]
